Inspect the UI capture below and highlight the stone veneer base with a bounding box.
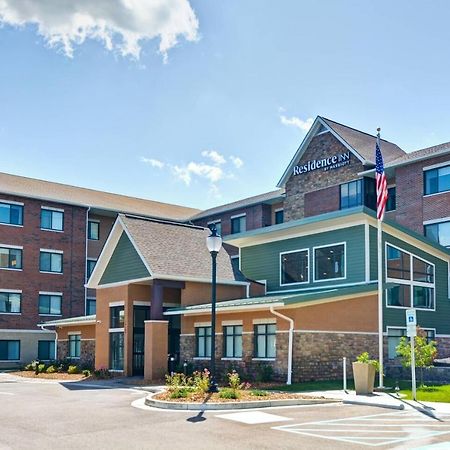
[144,391,340,410]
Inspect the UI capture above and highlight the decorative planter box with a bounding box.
[352,362,376,395]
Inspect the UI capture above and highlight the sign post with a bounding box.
[406,309,417,401]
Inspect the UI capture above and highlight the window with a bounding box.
[388,328,406,359]
[223,325,243,358]
[386,187,396,212]
[275,209,284,225]
[39,294,62,315]
[280,249,308,285]
[110,306,124,328]
[86,298,96,315]
[207,221,222,236]
[254,323,276,358]
[0,292,21,313]
[231,215,246,234]
[88,220,100,240]
[0,202,23,226]
[425,221,450,248]
[68,334,81,358]
[386,244,435,309]
[195,326,211,358]
[0,247,22,270]
[424,165,450,195]
[340,180,363,209]
[87,259,97,279]
[39,251,63,273]
[110,332,124,370]
[41,208,64,231]
[38,340,55,360]
[0,340,20,360]
[314,244,345,281]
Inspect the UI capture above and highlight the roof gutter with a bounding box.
[164,302,285,316]
[269,307,293,385]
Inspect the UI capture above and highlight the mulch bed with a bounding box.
[154,389,326,403]
[9,371,87,381]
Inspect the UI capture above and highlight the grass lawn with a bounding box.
[399,384,450,402]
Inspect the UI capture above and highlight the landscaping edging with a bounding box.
[145,392,341,410]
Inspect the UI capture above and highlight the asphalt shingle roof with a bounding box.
[120,215,245,283]
[385,141,450,167]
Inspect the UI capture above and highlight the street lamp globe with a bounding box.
[206,227,222,253]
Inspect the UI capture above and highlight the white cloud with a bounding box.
[201,150,226,165]
[0,0,199,60]
[280,114,314,132]
[171,165,191,185]
[230,155,243,169]
[140,157,164,169]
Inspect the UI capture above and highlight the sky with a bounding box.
[1,0,450,210]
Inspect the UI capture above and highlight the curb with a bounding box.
[343,399,405,410]
[145,393,340,411]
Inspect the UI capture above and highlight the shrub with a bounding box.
[169,388,190,399]
[68,365,79,374]
[192,369,210,393]
[38,364,46,373]
[165,372,191,389]
[355,352,381,372]
[82,369,91,378]
[23,362,35,371]
[227,370,241,390]
[46,365,57,374]
[251,389,268,397]
[219,388,239,399]
[93,368,112,379]
[256,365,274,382]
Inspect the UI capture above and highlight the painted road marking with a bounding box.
[0,392,13,395]
[272,410,450,447]
[216,411,292,424]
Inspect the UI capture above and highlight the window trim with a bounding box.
[230,214,247,235]
[339,178,363,210]
[0,340,20,361]
[312,242,347,283]
[86,258,97,280]
[0,200,24,227]
[195,325,212,358]
[0,245,23,271]
[223,324,243,359]
[274,208,284,225]
[423,164,450,197]
[68,334,81,359]
[385,242,436,311]
[279,248,310,287]
[39,249,63,274]
[40,207,64,232]
[38,292,63,316]
[0,290,22,314]
[87,220,100,240]
[38,340,56,361]
[386,185,397,212]
[253,323,276,359]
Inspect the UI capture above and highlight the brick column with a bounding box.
[144,320,168,381]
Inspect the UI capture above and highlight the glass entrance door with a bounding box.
[133,306,149,375]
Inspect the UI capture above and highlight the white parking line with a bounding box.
[216,411,292,424]
[0,392,14,395]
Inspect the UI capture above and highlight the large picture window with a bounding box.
[386,244,435,309]
[0,292,21,313]
[223,325,243,358]
[0,247,22,270]
[340,179,363,209]
[0,202,23,226]
[425,221,450,248]
[0,340,20,360]
[280,249,309,285]
[254,323,276,358]
[314,243,345,281]
[424,165,450,195]
[195,326,211,358]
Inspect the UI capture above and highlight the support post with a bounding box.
[377,219,384,388]
[411,336,417,401]
[343,357,347,392]
[209,251,218,392]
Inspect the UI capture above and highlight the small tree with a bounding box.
[396,326,437,386]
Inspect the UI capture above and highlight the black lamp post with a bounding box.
[206,224,222,393]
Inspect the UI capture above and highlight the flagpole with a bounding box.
[377,127,384,388]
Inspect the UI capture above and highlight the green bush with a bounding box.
[169,388,190,399]
[192,369,210,393]
[93,368,111,379]
[251,389,268,397]
[38,364,46,373]
[219,388,239,399]
[46,365,57,374]
[68,365,79,374]
[82,369,91,378]
[256,365,274,382]
[23,363,35,371]
[355,352,381,372]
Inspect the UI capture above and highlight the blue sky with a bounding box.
[1,0,450,209]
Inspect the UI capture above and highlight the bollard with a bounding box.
[183,360,188,376]
[169,356,175,376]
[343,357,347,392]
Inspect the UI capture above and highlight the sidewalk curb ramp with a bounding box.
[343,399,405,410]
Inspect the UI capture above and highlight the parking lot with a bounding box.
[1,373,450,450]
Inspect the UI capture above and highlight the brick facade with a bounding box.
[304,184,340,218]
[57,339,95,368]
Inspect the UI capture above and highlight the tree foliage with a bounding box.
[396,327,437,369]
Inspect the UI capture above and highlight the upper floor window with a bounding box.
[254,323,276,358]
[340,180,363,209]
[280,249,309,285]
[425,220,450,248]
[87,259,97,279]
[424,165,450,195]
[231,214,246,234]
[275,209,284,225]
[0,340,20,361]
[0,246,22,270]
[88,220,100,240]
[0,291,21,314]
[386,244,435,309]
[39,293,62,315]
[314,243,346,281]
[110,306,124,329]
[207,220,222,236]
[386,187,396,212]
[0,201,23,226]
[195,326,211,358]
[39,250,63,273]
[41,208,64,231]
[86,298,96,315]
[223,325,243,358]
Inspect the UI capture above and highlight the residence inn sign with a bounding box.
[293,151,351,176]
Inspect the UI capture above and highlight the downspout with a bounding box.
[39,325,58,360]
[269,306,293,385]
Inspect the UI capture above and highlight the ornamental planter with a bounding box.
[352,362,376,395]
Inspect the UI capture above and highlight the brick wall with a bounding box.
[58,339,95,368]
[304,184,340,217]
[0,194,87,330]
[284,132,366,221]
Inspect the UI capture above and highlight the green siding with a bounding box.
[241,225,366,292]
[99,231,150,285]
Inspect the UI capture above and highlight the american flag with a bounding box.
[375,134,388,221]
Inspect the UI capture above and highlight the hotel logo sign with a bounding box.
[293,151,351,176]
